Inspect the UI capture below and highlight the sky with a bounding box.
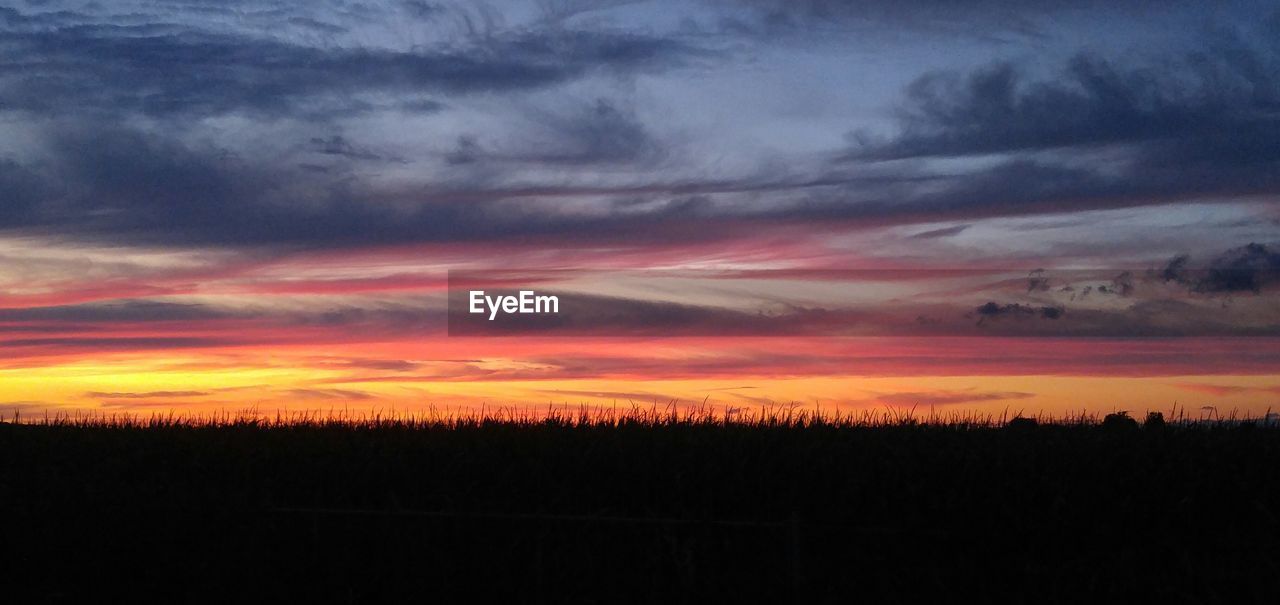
[1,0,1279,418]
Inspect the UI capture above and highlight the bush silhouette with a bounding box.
[1144,412,1166,429]
[1006,416,1039,429]
[1102,411,1138,430]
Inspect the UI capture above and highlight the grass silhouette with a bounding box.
[2,405,1277,603]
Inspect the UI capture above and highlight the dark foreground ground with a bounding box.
[2,415,1278,604]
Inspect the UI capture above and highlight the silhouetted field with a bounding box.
[2,410,1278,604]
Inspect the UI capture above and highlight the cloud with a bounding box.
[0,300,228,322]
[0,6,700,119]
[307,136,392,162]
[714,0,1157,40]
[972,301,1064,324]
[445,98,663,166]
[445,135,485,166]
[331,358,423,372]
[1158,254,1192,285]
[0,2,1274,255]
[1026,269,1050,293]
[847,37,1280,161]
[402,1,445,20]
[0,336,231,352]
[1157,243,1280,294]
[833,34,1280,222]
[909,224,969,239]
[1197,243,1280,293]
[1172,382,1280,396]
[1106,272,1135,297]
[0,324,97,334]
[0,401,55,416]
[284,388,375,401]
[869,389,1036,407]
[0,124,431,245]
[533,388,685,403]
[522,98,663,165]
[0,123,722,247]
[87,390,211,399]
[0,104,1267,252]
[312,338,1280,382]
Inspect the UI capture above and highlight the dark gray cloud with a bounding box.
[334,358,422,372]
[0,298,440,339]
[2,124,427,245]
[0,5,700,120]
[445,98,662,166]
[0,120,749,247]
[1026,269,1050,293]
[972,301,1064,324]
[960,294,1280,337]
[307,136,391,161]
[445,135,485,166]
[1158,242,1280,294]
[517,99,665,165]
[402,1,445,20]
[768,160,1140,227]
[0,115,1267,250]
[1199,243,1280,293]
[1106,272,1135,297]
[0,2,1275,253]
[0,324,99,334]
[715,0,1212,41]
[808,29,1280,224]
[909,224,969,239]
[0,300,228,323]
[848,47,1280,161]
[524,99,662,165]
[846,22,1280,164]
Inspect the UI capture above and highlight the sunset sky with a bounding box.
[2,0,1279,418]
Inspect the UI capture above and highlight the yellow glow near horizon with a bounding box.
[5,351,1276,419]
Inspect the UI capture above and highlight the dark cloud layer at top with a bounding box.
[0,6,697,119]
[0,1,1275,251]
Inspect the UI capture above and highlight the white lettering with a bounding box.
[468,290,560,320]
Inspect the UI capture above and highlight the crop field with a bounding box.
[3,409,1278,604]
